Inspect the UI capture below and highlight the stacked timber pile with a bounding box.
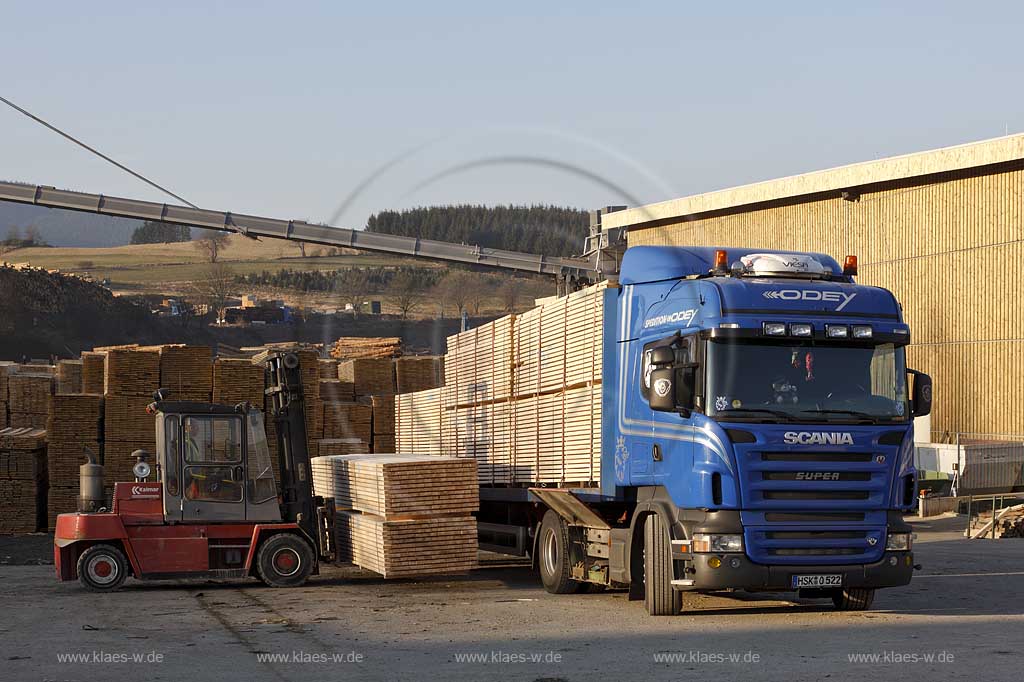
[80,352,106,394]
[46,394,104,529]
[56,360,83,394]
[395,389,445,456]
[323,402,372,444]
[372,395,395,453]
[319,379,355,403]
[0,427,48,533]
[338,358,395,397]
[0,362,13,429]
[156,345,213,400]
[318,358,339,379]
[212,358,265,406]
[102,347,160,484]
[318,438,370,456]
[7,373,55,429]
[395,356,444,394]
[397,282,606,485]
[311,453,478,578]
[968,504,1024,539]
[329,337,402,360]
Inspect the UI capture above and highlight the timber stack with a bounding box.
[330,337,402,360]
[311,453,478,577]
[46,394,103,529]
[0,427,48,533]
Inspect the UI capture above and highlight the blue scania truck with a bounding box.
[484,245,932,615]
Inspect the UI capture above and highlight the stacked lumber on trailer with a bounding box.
[322,401,372,444]
[56,360,83,394]
[311,453,478,578]
[80,352,106,394]
[0,427,48,533]
[7,373,55,429]
[329,337,402,360]
[338,358,395,397]
[46,394,103,529]
[398,282,607,486]
[395,356,444,394]
[156,345,213,400]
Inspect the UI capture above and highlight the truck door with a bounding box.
[160,414,183,522]
[244,410,282,522]
[180,415,247,522]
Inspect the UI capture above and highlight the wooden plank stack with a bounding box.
[397,282,607,486]
[0,362,13,430]
[0,427,48,533]
[323,401,372,444]
[338,358,395,397]
[80,352,106,394]
[103,396,153,484]
[156,345,213,400]
[103,348,160,396]
[318,358,339,379]
[317,438,370,456]
[372,395,395,453]
[311,453,478,578]
[7,373,55,429]
[395,356,445,394]
[46,394,103,529]
[330,337,402,360]
[56,360,83,394]
[319,379,355,403]
[212,358,265,406]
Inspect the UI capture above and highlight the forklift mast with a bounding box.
[262,352,319,542]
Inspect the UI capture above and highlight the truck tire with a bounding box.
[255,534,315,588]
[538,510,584,594]
[77,544,129,592]
[832,587,875,611]
[643,514,682,616]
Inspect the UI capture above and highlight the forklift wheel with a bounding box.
[77,544,129,592]
[255,534,315,587]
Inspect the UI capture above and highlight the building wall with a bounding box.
[627,162,1024,441]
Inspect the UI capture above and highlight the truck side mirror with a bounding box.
[649,365,697,414]
[909,369,932,417]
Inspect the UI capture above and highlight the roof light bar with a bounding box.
[852,325,873,339]
[826,324,849,338]
[763,322,787,336]
[790,323,813,337]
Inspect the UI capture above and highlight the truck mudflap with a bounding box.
[679,552,914,592]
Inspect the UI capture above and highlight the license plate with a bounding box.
[791,574,842,588]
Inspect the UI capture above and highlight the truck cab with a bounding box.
[591,246,930,613]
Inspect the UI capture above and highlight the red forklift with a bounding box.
[54,352,336,591]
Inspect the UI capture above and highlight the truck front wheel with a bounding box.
[643,514,682,616]
[538,510,585,594]
[255,534,315,588]
[832,587,875,611]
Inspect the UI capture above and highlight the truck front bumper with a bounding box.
[680,552,914,592]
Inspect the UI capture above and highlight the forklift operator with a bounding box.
[183,419,243,502]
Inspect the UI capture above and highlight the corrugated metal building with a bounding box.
[604,134,1024,442]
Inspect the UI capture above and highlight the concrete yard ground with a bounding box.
[2,515,1022,682]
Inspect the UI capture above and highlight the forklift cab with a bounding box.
[154,402,282,524]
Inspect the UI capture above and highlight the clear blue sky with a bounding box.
[2,1,1022,228]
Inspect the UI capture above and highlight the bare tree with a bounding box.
[388,269,421,319]
[440,271,473,316]
[342,269,371,316]
[499,277,520,312]
[23,225,44,246]
[297,242,307,258]
[192,262,235,323]
[194,231,230,263]
[464,273,496,316]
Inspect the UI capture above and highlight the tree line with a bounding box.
[365,205,589,257]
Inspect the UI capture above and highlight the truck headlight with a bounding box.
[691,533,743,553]
[885,532,912,551]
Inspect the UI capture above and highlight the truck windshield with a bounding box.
[706,340,909,423]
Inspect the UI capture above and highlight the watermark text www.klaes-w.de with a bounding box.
[56,650,165,664]
[848,650,955,664]
[254,650,364,664]
[453,650,563,664]
[654,650,761,664]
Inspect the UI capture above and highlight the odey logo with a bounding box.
[783,432,855,445]
[763,289,857,311]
